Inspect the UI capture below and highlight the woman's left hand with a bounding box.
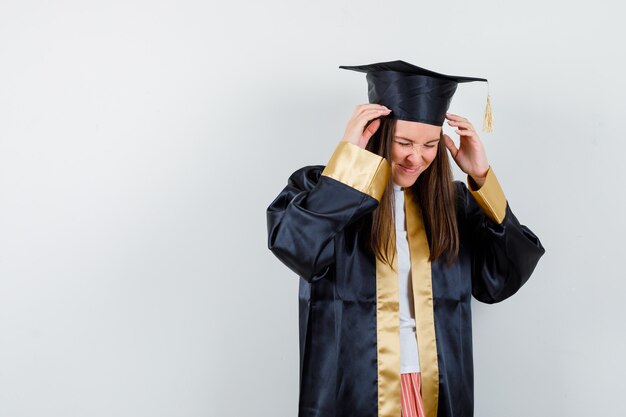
[443,113,490,187]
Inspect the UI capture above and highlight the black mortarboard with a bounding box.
[340,60,493,131]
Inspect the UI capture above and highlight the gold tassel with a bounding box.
[482,83,494,133]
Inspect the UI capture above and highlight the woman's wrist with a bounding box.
[469,166,490,188]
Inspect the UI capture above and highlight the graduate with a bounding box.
[266,60,545,417]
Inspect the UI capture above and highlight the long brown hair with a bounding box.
[365,118,459,266]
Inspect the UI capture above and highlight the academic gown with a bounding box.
[266,142,545,417]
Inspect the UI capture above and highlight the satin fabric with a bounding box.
[339,60,488,126]
[267,166,545,417]
[366,71,457,125]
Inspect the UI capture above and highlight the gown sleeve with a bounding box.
[267,141,391,282]
[459,167,546,304]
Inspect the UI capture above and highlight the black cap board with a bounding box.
[339,60,492,130]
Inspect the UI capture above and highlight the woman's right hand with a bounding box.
[341,104,391,149]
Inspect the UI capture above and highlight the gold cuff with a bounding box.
[322,142,390,201]
[467,167,507,224]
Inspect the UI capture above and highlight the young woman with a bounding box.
[267,61,545,417]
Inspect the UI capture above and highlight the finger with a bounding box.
[447,120,475,131]
[351,104,377,118]
[445,113,469,122]
[363,119,381,141]
[443,134,458,157]
[455,128,478,138]
[358,108,391,124]
[355,103,389,116]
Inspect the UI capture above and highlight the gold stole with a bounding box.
[376,189,439,417]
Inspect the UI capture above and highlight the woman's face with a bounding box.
[390,120,442,187]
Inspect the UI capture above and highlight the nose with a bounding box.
[407,145,422,161]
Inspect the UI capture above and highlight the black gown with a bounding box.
[266,142,545,417]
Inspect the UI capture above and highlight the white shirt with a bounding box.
[394,183,420,374]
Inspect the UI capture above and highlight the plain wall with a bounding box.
[0,0,624,416]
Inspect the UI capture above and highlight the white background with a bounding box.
[0,0,624,416]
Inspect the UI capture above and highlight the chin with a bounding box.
[393,173,420,188]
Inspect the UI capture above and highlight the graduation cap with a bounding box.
[339,60,494,132]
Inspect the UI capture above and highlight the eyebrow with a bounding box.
[394,136,440,144]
